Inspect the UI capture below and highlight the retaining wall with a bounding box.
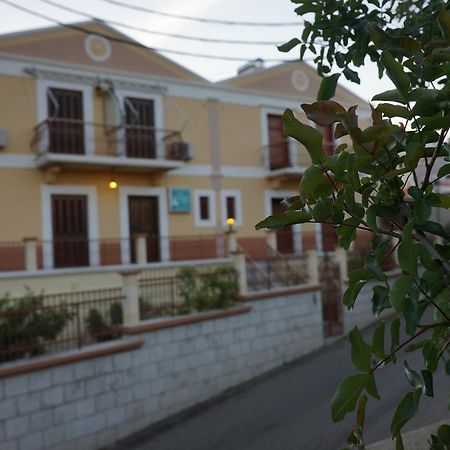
[0,286,322,450]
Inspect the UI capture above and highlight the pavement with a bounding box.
[114,322,449,450]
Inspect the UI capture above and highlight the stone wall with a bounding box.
[0,288,323,450]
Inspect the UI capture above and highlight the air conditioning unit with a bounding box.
[0,128,7,149]
[170,141,193,161]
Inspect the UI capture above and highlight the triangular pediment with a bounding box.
[221,61,366,108]
[0,21,204,83]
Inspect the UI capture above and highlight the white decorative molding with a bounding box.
[291,69,309,93]
[220,189,242,226]
[115,89,164,158]
[0,53,372,115]
[119,186,169,263]
[36,78,95,154]
[40,184,99,269]
[84,35,112,63]
[193,189,216,228]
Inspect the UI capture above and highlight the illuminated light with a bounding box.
[226,218,235,226]
[109,180,118,190]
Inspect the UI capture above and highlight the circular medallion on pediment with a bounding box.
[84,35,112,62]
[291,69,309,92]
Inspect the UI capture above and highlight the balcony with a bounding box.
[262,139,309,179]
[31,119,190,172]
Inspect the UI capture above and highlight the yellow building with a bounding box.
[0,21,370,278]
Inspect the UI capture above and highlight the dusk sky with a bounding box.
[0,0,394,101]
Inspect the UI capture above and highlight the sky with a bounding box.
[0,0,394,101]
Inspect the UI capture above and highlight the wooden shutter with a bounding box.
[125,97,156,158]
[51,195,89,267]
[226,196,236,220]
[199,196,210,221]
[268,114,290,170]
[271,198,294,254]
[47,88,85,154]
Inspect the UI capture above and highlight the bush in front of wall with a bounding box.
[86,302,123,343]
[178,266,238,312]
[0,288,73,362]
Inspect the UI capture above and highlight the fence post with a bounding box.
[306,249,319,285]
[265,229,277,251]
[230,251,248,295]
[120,270,141,326]
[23,237,38,271]
[334,247,348,282]
[134,234,147,265]
[226,229,238,254]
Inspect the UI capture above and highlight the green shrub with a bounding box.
[178,266,238,312]
[0,288,72,362]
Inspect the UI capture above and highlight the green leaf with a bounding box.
[397,221,417,275]
[302,101,346,127]
[437,424,450,444]
[436,194,450,209]
[372,321,385,359]
[255,211,312,230]
[343,67,361,84]
[344,280,366,309]
[390,275,412,313]
[283,109,325,164]
[438,7,450,45]
[390,390,421,436]
[317,74,341,101]
[416,221,450,240]
[421,370,434,397]
[372,285,390,315]
[403,361,424,391]
[349,327,373,371]
[277,38,301,53]
[403,295,418,336]
[331,373,370,422]
[423,342,439,373]
[312,197,333,222]
[357,394,368,428]
[438,164,450,178]
[365,254,387,282]
[372,89,407,103]
[414,197,432,224]
[391,317,400,353]
[300,165,332,203]
[376,103,410,119]
[366,373,381,399]
[381,51,411,98]
[337,217,359,249]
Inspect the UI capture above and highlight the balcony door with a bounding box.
[271,198,294,254]
[47,88,85,154]
[128,196,160,262]
[125,97,156,159]
[51,194,89,268]
[268,114,290,170]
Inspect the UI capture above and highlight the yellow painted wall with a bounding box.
[219,103,262,167]
[0,168,43,240]
[164,97,211,165]
[0,75,36,154]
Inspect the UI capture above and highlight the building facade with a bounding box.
[0,21,371,278]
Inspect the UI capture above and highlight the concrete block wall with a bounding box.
[0,289,323,450]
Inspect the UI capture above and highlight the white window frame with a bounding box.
[220,189,242,227]
[264,190,302,253]
[115,89,164,159]
[36,78,94,155]
[41,184,99,269]
[260,107,297,170]
[119,186,169,264]
[193,189,216,228]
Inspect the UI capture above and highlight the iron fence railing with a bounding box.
[31,118,185,160]
[245,253,309,292]
[0,288,124,363]
[138,266,238,319]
